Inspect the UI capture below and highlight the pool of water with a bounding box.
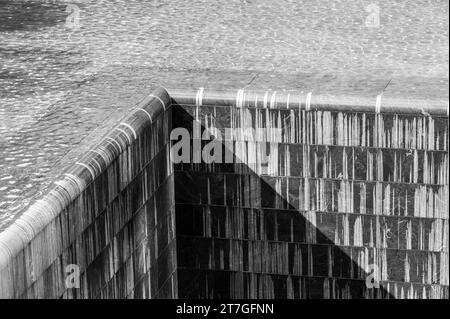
[0,0,448,229]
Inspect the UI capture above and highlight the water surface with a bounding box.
[0,0,448,229]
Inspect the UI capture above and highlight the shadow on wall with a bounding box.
[170,103,394,299]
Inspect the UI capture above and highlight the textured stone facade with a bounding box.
[0,88,448,299]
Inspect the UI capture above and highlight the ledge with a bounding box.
[169,88,449,116]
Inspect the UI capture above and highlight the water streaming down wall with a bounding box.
[0,87,448,299]
[170,89,449,299]
[0,88,176,298]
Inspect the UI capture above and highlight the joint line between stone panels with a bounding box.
[104,173,176,244]
[258,175,450,187]
[279,142,450,153]
[174,265,447,287]
[71,137,171,204]
[89,232,177,299]
[177,103,450,118]
[180,139,449,153]
[173,170,450,187]
[173,202,449,221]
[175,234,449,255]
[154,268,178,298]
[109,141,172,189]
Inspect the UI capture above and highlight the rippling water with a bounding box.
[0,0,448,229]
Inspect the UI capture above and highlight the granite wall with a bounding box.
[170,89,449,299]
[0,88,176,298]
[0,88,448,299]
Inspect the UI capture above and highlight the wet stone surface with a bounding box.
[0,0,448,229]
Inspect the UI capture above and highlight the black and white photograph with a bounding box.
[0,0,448,310]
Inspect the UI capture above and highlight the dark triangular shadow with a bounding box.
[170,102,394,299]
